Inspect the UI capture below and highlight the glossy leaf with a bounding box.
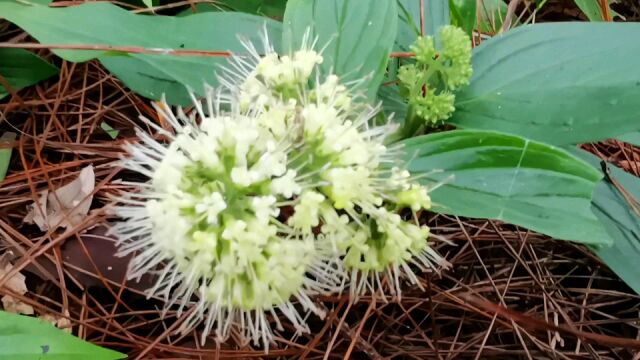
[282,0,398,99]
[0,1,282,105]
[451,22,640,145]
[0,48,58,99]
[0,311,125,359]
[400,130,611,245]
[571,149,640,295]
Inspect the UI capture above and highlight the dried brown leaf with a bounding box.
[24,165,95,231]
[0,258,33,315]
[39,311,72,333]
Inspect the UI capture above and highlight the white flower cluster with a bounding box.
[111,35,444,349]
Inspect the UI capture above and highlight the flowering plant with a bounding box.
[99,0,636,350]
[0,0,638,357]
[110,32,458,346]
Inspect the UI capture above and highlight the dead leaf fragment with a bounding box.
[618,160,640,173]
[25,165,95,231]
[6,224,155,292]
[40,311,72,333]
[0,258,34,315]
[2,295,34,315]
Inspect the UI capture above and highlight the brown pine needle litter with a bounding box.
[2,4,640,359]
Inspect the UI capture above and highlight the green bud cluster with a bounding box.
[398,25,472,124]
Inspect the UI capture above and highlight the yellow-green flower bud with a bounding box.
[397,25,472,125]
[411,35,437,64]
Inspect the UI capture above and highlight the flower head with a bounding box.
[111,31,445,349]
[110,91,343,347]
[221,36,446,296]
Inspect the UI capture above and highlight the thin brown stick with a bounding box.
[463,293,640,350]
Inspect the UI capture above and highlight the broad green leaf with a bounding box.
[617,132,640,147]
[0,132,16,181]
[571,149,640,294]
[282,0,398,99]
[0,48,58,99]
[451,23,640,146]
[400,130,611,245]
[0,1,282,105]
[450,0,476,35]
[0,311,125,359]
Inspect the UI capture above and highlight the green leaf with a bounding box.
[617,132,640,147]
[574,0,620,21]
[282,0,398,99]
[478,0,507,33]
[0,311,126,359]
[400,130,611,245]
[0,48,58,99]
[450,0,476,35]
[570,149,640,295]
[450,22,640,146]
[100,122,119,139]
[395,0,420,51]
[574,0,604,20]
[379,84,408,122]
[0,1,282,105]
[0,132,16,181]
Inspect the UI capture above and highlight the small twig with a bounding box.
[599,0,612,21]
[419,0,425,36]
[463,293,640,350]
[390,51,414,58]
[501,0,523,33]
